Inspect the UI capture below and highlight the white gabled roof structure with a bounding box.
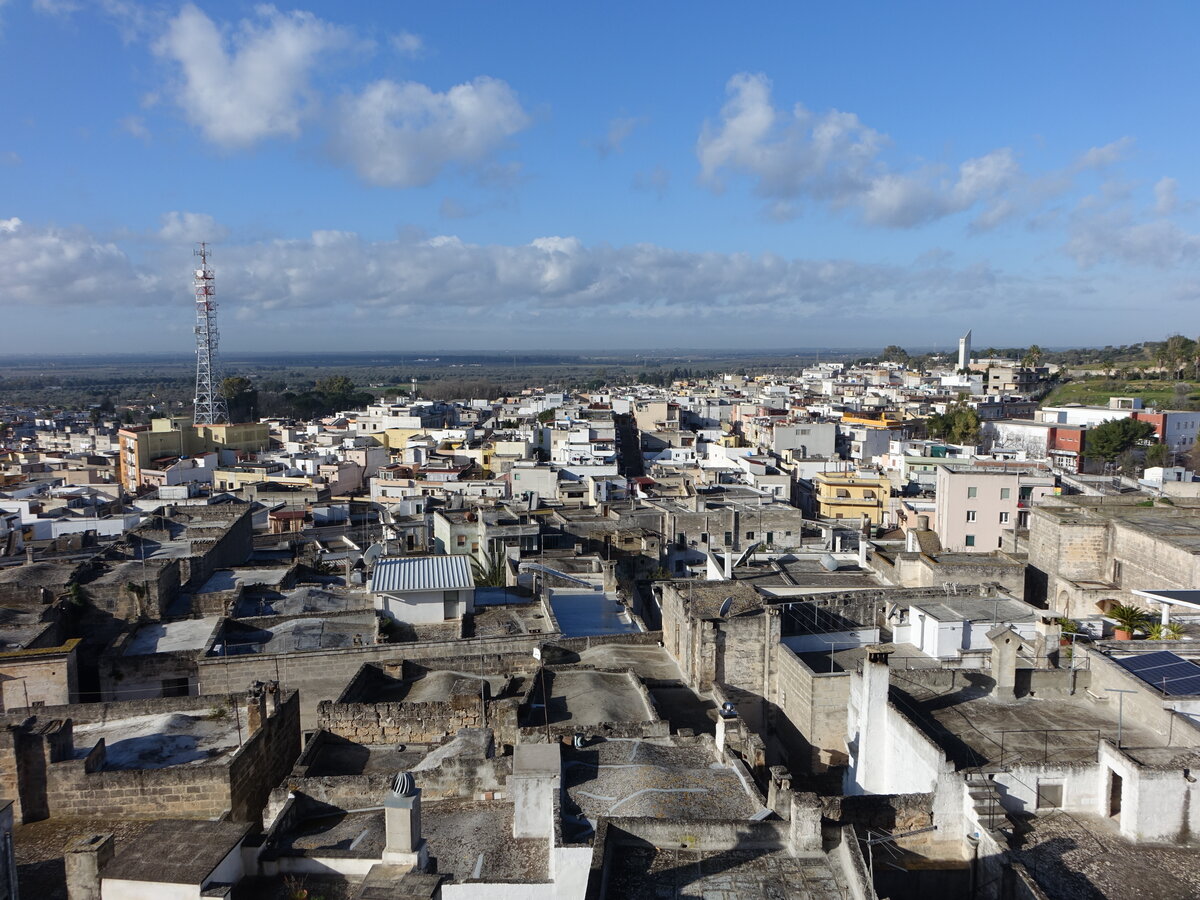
[370,555,474,594]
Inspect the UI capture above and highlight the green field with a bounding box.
[1043,379,1200,409]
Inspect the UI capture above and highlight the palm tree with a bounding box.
[1107,604,1151,639]
[471,550,507,587]
[1147,622,1185,640]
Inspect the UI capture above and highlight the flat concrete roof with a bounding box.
[574,644,685,682]
[124,616,219,656]
[513,742,560,776]
[604,846,852,899]
[564,739,763,825]
[893,674,1163,768]
[1016,811,1200,898]
[72,709,243,769]
[529,670,653,728]
[197,567,293,594]
[102,819,252,886]
[421,799,548,884]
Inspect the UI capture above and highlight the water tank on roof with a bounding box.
[820,553,839,572]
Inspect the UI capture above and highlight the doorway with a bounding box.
[1109,771,1123,818]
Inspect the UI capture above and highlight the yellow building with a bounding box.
[813,470,890,524]
[118,416,270,491]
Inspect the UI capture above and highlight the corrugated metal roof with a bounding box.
[370,555,474,593]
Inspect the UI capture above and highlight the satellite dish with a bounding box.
[362,542,384,567]
[718,596,734,617]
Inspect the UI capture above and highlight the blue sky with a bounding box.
[2,1,1199,353]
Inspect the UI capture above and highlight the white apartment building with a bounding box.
[933,463,1056,552]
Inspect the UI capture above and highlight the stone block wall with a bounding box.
[0,640,79,712]
[317,679,486,745]
[227,687,301,823]
[773,643,850,773]
[4,689,300,824]
[198,632,549,731]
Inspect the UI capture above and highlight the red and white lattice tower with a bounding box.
[192,243,228,426]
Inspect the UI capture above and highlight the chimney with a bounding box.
[65,833,114,900]
[246,682,267,735]
[989,627,1019,700]
[916,514,930,531]
[855,647,893,794]
[724,551,732,580]
[905,529,919,552]
[265,680,281,715]
[25,545,34,565]
[383,773,428,868]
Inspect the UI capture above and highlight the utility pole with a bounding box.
[1106,688,1137,748]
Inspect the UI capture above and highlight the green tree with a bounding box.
[220,375,258,422]
[1087,417,1156,461]
[1022,344,1043,368]
[926,403,981,445]
[881,345,910,364]
[1144,442,1171,468]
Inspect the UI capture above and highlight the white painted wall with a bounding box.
[102,880,198,900]
[783,629,879,654]
[374,589,472,624]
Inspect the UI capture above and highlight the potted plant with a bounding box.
[1108,604,1151,640]
[1054,616,1077,646]
[1147,622,1186,641]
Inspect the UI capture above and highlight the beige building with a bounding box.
[1027,496,1200,618]
[933,463,1056,552]
[812,470,889,525]
[118,417,270,492]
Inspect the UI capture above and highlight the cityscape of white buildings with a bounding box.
[2,337,1200,899]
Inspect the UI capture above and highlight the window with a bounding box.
[965,535,976,547]
[1037,782,1064,809]
[724,531,732,545]
[967,486,978,498]
[456,535,466,546]
[746,531,755,540]
[999,512,1010,524]
[966,510,977,523]
[162,677,190,697]
[1000,487,1011,500]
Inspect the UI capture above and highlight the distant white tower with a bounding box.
[192,243,229,426]
[957,330,972,371]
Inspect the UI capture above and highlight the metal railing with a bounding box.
[996,728,1101,767]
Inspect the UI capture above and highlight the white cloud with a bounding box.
[154,4,354,148]
[120,115,150,141]
[4,214,1189,350]
[0,215,1060,326]
[632,166,670,199]
[158,211,229,243]
[592,116,643,157]
[330,76,529,187]
[697,73,1128,231]
[391,30,424,57]
[0,151,20,166]
[1154,176,1179,215]
[1065,178,1200,268]
[0,219,163,307]
[1076,137,1134,170]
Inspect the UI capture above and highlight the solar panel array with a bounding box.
[1115,650,1200,696]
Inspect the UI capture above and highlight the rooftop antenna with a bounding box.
[192,243,228,426]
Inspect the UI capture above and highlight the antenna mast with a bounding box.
[192,242,229,426]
